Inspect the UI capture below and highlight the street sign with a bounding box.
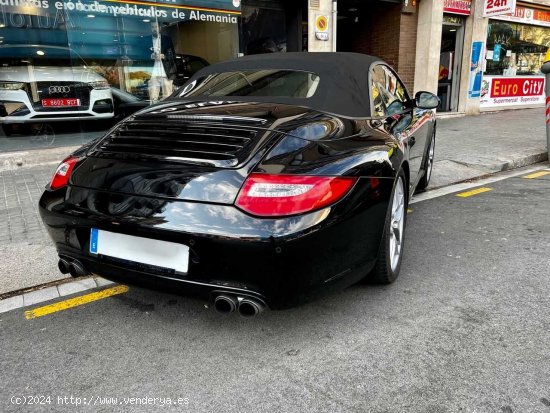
[315,14,329,41]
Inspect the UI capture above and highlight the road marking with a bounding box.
[24,285,129,320]
[456,187,493,198]
[411,163,549,204]
[407,208,413,214]
[522,170,550,179]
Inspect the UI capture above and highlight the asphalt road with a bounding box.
[1,170,550,412]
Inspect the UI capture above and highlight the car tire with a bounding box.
[370,170,408,284]
[416,126,436,192]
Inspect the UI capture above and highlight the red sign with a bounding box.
[444,0,471,15]
[42,98,80,107]
[480,76,545,108]
[493,6,550,27]
[490,77,544,98]
[534,9,550,23]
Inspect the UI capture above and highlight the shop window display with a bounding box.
[486,21,549,76]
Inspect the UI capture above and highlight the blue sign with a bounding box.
[468,41,484,99]
[90,228,99,254]
[493,44,501,62]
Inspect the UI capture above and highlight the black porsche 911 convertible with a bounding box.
[39,53,439,316]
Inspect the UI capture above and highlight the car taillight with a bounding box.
[50,156,78,190]
[236,173,357,217]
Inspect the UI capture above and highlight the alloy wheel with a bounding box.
[426,133,435,183]
[389,177,405,272]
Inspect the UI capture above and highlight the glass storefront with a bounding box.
[480,8,549,110]
[0,0,304,150]
[486,20,549,76]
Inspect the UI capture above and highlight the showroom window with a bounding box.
[0,1,241,147]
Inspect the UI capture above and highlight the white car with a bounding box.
[0,45,114,136]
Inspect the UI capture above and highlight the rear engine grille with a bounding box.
[96,119,264,167]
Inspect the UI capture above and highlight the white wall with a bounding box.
[413,0,444,94]
[308,0,336,52]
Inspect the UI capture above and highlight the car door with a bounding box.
[370,64,423,185]
[385,66,433,187]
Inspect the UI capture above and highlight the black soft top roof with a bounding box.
[184,52,383,118]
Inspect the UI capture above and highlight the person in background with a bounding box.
[148,21,177,103]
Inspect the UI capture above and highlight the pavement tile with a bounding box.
[94,277,115,287]
[0,295,24,314]
[23,286,59,306]
[57,278,98,296]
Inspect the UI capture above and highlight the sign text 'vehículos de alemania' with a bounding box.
[0,0,240,24]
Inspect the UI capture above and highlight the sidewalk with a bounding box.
[0,107,548,295]
[432,107,548,187]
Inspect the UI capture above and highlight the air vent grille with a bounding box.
[96,118,263,167]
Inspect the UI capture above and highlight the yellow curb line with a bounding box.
[456,187,493,198]
[25,285,129,320]
[522,170,550,179]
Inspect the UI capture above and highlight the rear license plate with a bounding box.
[42,98,80,107]
[89,228,189,273]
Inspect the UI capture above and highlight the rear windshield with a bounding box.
[179,70,320,99]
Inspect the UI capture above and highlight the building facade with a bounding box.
[2,0,548,133]
[328,0,550,114]
[0,0,313,97]
[412,0,550,114]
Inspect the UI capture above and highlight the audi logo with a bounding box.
[48,86,71,94]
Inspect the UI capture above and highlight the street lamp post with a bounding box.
[541,48,550,159]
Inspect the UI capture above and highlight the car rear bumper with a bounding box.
[39,179,392,309]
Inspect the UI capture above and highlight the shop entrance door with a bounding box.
[439,18,465,112]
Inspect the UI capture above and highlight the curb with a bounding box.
[413,162,550,204]
[428,151,548,191]
[497,152,549,171]
[0,276,115,315]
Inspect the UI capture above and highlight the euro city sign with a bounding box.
[480,76,545,108]
[0,0,241,23]
[483,0,516,17]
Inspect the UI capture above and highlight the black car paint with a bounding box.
[39,87,435,310]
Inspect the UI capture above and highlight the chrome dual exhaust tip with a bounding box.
[58,257,89,278]
[214,295,239,314]
[237,298,265,317]
[58,258,71,275]
[213,294,266,316]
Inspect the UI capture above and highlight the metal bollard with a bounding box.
[541,48,550,160]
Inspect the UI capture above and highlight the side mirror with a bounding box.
[415,91,440,110]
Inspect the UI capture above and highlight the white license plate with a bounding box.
[89,228,189,273]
